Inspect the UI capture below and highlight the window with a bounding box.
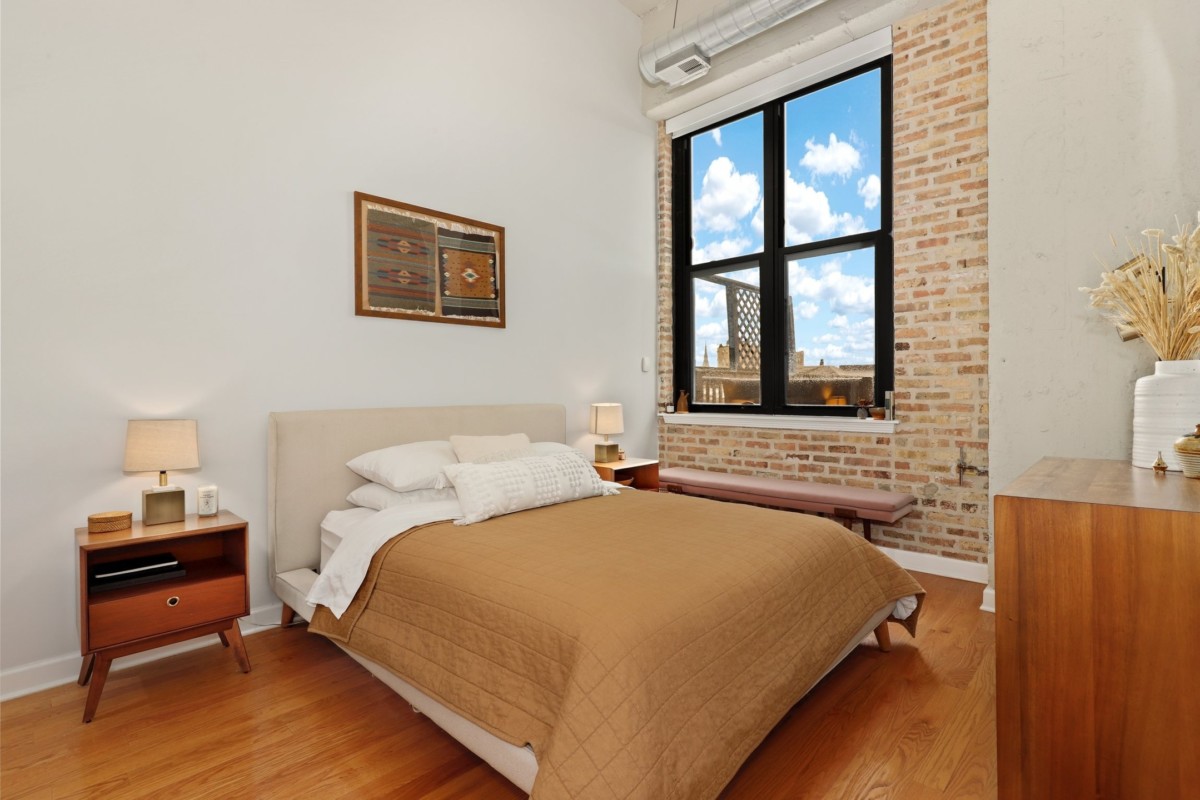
[672,58,892,416]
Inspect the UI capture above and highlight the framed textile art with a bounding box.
[354,191,505,328]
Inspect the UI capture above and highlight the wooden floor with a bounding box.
[1,572,995,799]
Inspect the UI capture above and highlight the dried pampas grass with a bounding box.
[1082,212,1200,361]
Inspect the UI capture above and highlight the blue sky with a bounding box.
[690,69,881,368]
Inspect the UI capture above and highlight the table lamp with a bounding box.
[589,403,623,464]
[124,419,199,525]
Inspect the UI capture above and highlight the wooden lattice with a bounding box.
[707,275,761,371]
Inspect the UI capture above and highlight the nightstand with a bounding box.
[593,458,660,490]
[76,511,251,722]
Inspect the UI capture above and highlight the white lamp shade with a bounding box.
[589,403,624,437]
[123,419,200,473]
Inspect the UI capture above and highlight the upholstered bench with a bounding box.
[658,467,916,542]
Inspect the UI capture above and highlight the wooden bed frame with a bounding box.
[266,403,897,794]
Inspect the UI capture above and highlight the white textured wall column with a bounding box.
[989,0,1200,585]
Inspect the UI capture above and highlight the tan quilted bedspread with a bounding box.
[310,489,924,799]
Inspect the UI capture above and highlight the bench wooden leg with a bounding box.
[281,605,296,627]
[862,519,873,542]
[874,621,892,652]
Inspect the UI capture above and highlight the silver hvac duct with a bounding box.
[638,0,835,86]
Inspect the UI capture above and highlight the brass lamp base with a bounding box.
[143,486,186,525]
[594,442,620,463]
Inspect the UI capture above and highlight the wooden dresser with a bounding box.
[995,458,1200,799]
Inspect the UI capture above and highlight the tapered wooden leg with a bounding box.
[218,631,230,647]
[862,520,873,542]
[78,654,96,686]
[225,620,252,673]
[874,621,892,652]
[281,605,296,627]
[82,654,112,723]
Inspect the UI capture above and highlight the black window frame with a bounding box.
[671,56,894,417]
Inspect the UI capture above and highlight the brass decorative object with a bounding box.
[676,390,689,414]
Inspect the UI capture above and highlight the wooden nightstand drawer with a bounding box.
[89,574,247,650]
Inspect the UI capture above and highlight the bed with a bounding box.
[267,404,923,799]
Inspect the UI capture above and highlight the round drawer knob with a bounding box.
[166,596,181,607]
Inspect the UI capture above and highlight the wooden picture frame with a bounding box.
[354,191,505,328]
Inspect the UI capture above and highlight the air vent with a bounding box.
[654,44,711,88]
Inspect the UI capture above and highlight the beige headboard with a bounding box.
[267,404,567,581]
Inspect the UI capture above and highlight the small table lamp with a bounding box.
[589,403,623,464]
[124,419,199,525]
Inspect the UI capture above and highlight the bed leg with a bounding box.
[874,621,892,652]
[282,605,296,627]
[862,519,873,542]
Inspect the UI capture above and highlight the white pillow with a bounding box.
[346,483,458,511]
[442,451,609,525]
[467,440,578,464]
[449,433,531,463]
[346,440,457,492]
[531,441,575,456]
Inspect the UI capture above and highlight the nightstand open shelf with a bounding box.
[593,458,659,490]
[76,511,251,722]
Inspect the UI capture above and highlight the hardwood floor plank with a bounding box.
[1,572,994,799]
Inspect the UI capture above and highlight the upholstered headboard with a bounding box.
[266,404,567,583]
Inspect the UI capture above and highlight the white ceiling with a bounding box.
[617,0,663,17]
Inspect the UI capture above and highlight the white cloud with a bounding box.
[693,282,727,318]
[711,128,722,147]
[796,301,820,319]
[857,174,881,210]
[788,258,875,315]
[692,236,752,264]
[800,133,862,179]
[805,311,876,363]
[782,170,865,244]
[693,157,760,233]
[808,343,850,360]
[696,322,726,341]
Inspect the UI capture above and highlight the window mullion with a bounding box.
[759,101,785,413]
[671,135,694,407]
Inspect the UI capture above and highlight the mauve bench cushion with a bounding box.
[658,467,916,524]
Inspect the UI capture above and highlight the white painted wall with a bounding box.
[1,0,655,689]
[989,0,1200,494]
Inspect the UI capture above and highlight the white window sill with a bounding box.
[659,412,899,434]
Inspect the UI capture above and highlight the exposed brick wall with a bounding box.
[655,0,990,563]
[656,121,674,408]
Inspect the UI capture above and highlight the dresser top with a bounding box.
[997,457,1200,514]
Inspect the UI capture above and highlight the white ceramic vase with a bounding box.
[1132,359,1200,470]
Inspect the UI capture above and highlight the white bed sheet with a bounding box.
[308,500,463,617]
[319,507,377,571]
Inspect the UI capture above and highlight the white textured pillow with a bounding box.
[449,433,531,463]
[468,440,578,464]
[346,440,457,492]
[346,483,458,511]
[442,451,608,524]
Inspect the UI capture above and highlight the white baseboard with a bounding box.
[0,601,285,702]
[980,585,995,614]
[876,546,994,613]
